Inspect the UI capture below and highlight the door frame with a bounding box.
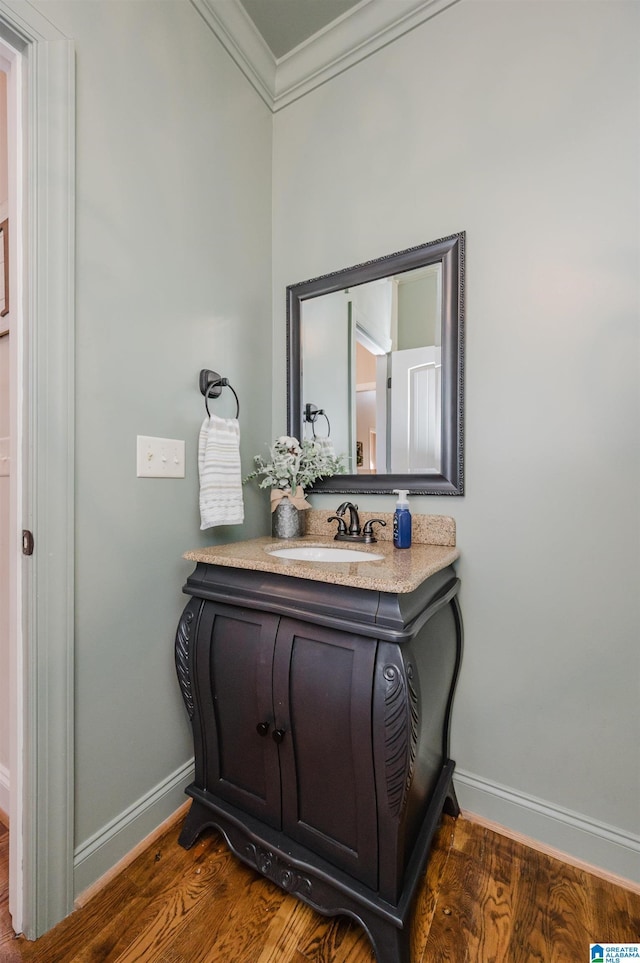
[0,0,75,940]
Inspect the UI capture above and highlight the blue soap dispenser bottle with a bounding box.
[393,489,412,549]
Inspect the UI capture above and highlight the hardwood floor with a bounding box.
[1,813,639,962]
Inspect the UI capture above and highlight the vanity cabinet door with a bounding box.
[273,618,379,889]
[193,602,281,829]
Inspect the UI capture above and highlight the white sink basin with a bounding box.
[268,545,384,563]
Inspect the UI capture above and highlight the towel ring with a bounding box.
[312,411,330,439]
[200,369,240,419]
[304,402,331,439]
[205,380,240,419]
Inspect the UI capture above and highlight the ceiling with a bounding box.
[238,0,362,59]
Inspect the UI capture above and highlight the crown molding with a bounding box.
[190,0,276,108]
[0,0,67,44]
[190,0,460,112]
[274,0,460,109]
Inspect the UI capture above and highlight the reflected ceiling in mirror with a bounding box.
[287,233,464,495]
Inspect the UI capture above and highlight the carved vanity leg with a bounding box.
[443,780,460,818]
[362,914,412,963]
[178,801,211,849]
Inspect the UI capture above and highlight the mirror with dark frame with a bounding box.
[286,232,465,495]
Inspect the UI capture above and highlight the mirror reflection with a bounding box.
[301,263,442,475]
[287,233,465,495]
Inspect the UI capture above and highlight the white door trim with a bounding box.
[0,1,75,939]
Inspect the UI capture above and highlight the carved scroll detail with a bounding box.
[175,607,196,719]
[244,843,312,898]
[383,662,419,817]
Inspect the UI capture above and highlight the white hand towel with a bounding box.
[198,414,244,529]
[314,437,335,457]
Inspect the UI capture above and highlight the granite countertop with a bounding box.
[184,513,459,594]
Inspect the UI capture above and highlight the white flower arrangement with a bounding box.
[245,435,346,503]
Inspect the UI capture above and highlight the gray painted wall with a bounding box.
[15,0,637,905]
[302,291,352,457]
[32,0,273,892]
[397,273,439,350]
[273,0,640,879]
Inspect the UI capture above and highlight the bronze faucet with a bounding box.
[327,502,386,544]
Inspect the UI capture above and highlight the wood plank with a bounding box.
[109,852,234,963]
[89,835,233,963]
[427,819,520,962]
[583,869,640,943]
[155,859,288,963]
[254,897,313,963]
[16,827,227,962]
[294,913,374,963]
[2,813,639,962]
[506,842,555,961]
[411,815,456,962]
[464,810,640,896]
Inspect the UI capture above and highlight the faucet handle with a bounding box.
[362,518,386,543]
[327,514,348,538]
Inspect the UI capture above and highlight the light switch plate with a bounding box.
[136,435,185,478]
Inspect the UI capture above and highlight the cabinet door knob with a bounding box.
[256,721,270,737]
[272,728,286,744]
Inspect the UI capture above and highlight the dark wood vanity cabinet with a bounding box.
[175,562,463,963]
[188,600,378,885]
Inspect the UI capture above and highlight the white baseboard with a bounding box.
[73,759,194,896]
[71,761,639,903]
[454,768,640,885]
[74,800,191,910]
[0,761,9,823]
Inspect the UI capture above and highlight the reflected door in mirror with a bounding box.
[301,263,443,475]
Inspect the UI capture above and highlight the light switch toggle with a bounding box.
[136,435,186,478]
